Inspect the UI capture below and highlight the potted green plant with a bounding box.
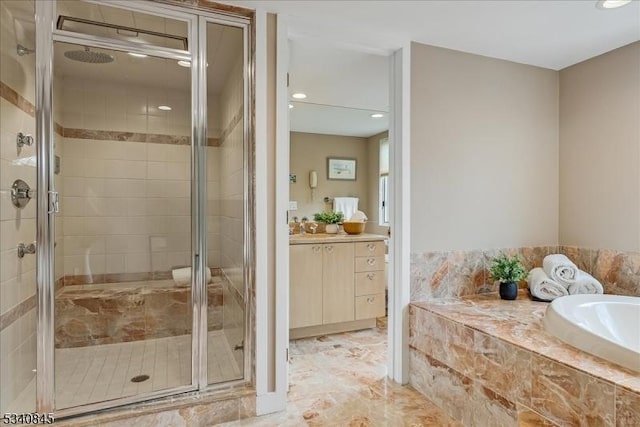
[313,211,344,234]
[489,253,527,300]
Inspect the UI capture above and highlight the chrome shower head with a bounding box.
[64,47,114,64]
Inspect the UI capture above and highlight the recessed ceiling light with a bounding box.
[158,105,172,111]
[596,0,632,9]
[289,104,294,109]
[177,60,191,68]
[370,113,384,118]
[292,93,307,99]
[128,52,148,58]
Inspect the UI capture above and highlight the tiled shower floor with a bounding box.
[14,331,241,410]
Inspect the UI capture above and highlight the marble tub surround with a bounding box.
[55,279,223,348]
[409,295,640,426]
[410,246,557,300]
[410,245,640,300]
[559,246,640,297]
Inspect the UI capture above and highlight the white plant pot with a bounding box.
[325,224,339,234]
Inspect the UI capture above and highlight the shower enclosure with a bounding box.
[0,0,252,418]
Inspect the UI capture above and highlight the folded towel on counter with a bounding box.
[334,197,359,221]
[568,271,604,295]
[172,267,212,287]
[542,254,578,286]
[527,267,568,301]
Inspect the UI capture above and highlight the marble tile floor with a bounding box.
[222,319,459,426]
[10,331,242,411]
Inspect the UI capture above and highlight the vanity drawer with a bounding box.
[355,256,385,272]
[355,271,385,296]
[355,241,385,257]
[355,294,385,320]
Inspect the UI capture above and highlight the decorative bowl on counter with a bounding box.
[342,221,366,235]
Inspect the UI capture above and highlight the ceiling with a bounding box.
[289,38,389,112]
[290,102,389,138]
[231,0,639,138]
[288,38,389,137]
[225,0,640,70]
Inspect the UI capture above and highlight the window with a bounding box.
[379,138,389,225]
[379,174,389,225]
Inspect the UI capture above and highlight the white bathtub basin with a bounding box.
[543,294,640,373]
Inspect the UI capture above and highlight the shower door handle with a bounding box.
[48,191,59,214]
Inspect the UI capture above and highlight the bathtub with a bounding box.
[543,294,640,373]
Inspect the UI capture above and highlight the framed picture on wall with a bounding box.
[327,157,357,181]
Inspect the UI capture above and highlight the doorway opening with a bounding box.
[285,34,395,416]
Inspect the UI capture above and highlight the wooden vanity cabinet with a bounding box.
[289,242,354,328]
[322,243,355,324]
[289,236,386,337]
[354,241,386,320]
[289,244,323,328]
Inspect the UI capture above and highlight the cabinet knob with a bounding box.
[366,273,376,280]
[367,243,376,251]
[366,297,376,304]
[367,258,376,266]
[325,245,334,253]
[312,246,321,253]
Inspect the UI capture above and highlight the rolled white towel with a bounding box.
[172,267,212,287]
[542,254,578,286]
[527,268,568,301]
[568,271,604,295]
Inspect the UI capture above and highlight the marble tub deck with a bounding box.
[410,294,640,426]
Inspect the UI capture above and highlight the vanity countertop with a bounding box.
[289,232,387,245]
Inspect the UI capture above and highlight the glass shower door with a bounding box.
[43,0,198,413]
[33,0,252,417]
[51,40,194,410]
[203,19,248,385]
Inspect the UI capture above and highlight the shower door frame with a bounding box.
[35,0,253,417]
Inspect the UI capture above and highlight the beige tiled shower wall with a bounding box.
[217,56,245,367]
[58,77,197,280]
[410,245,640,301]
[0,0,37,412]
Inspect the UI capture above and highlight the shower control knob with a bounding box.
[11,179,35,208]
[17,242,36,258]
[16,132,34,148]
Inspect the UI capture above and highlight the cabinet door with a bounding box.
[322,243,355,324]
[290,244,323,328]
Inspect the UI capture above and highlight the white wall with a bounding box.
[559,42,640,253]
[410,42,559,252]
